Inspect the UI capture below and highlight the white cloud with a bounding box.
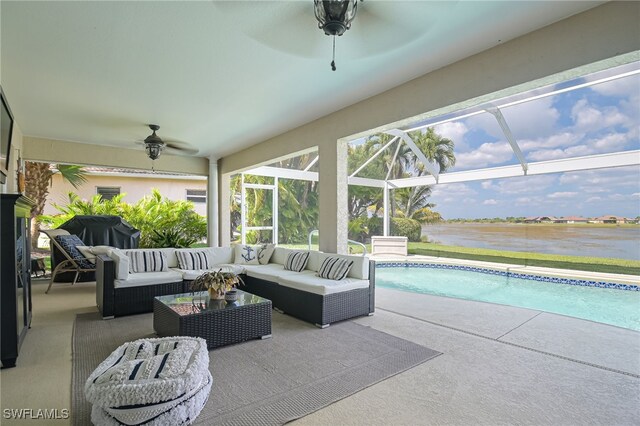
[500,96,560,139]
[518,132,581,152]
[560,167,640,191]
[431,183,476,198]
[483,199,498,205]
[590,132,629,151]
[571,98,631,133]
[590,76,640,97]
[608,193,640,201]
[432,122,469,150]
[454,141,513,169]
[586,196,602,203]
[582,187,608,194]
[609,193,628,201]
[515,196,545,206]
[526,130,634,161]
[548,192,578,199]
[481,180,497,190]
[466,96,559,140]
[492,175,557,195]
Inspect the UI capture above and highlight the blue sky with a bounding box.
[426,71,640,219]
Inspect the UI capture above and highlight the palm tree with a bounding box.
[391,128,455,223]
[25,161,87,249]
[347,134,394,219]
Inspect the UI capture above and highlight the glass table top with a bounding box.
[155,290,270,317]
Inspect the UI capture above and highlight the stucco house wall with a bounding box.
[45,173,208,217]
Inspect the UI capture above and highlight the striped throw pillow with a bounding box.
[127,251,168,273]
[176,250,211,270]
[284,251,309,272]
[317,256,354,280]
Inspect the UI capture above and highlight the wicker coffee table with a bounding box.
[153,290,272,349]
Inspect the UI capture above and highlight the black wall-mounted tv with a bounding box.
[0,86,14,185]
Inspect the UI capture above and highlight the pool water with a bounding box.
[376,266,640,331]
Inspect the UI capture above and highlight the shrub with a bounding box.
[347,216,421,242]
[390,217,421,242]
[39,189,207,248]
[367,217,383,237]
[348,217,369,242]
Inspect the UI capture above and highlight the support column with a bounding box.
[219,173,231,247]
[207,157,219,246]
[318,139,348,254]
[383,182,389,236]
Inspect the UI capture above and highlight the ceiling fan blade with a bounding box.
[343,1,441,58]
[165,144,199,156]
[215,1,325,58]
[165,139,199,155]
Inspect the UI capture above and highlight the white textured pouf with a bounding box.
[85,337,211,426]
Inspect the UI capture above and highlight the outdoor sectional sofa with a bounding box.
[96,246,375,327]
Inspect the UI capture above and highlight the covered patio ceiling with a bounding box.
[1,1,603,159]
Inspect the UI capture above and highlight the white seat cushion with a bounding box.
[114,270,183,288]
[108,249,130,280]
[278,273,370,295]
[173,264,246,281]
[244,264,299,282]
[215,263,247,275]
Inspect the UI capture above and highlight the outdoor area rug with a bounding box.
[72,311,441,425]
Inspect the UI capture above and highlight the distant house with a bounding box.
[555,216,589,224]
[523,216,540,223]
[45,167,208,217]
[523,216,558,223]
[591,215,632,224]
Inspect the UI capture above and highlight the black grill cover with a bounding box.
[52,215,140,282]
[59,215,140,248]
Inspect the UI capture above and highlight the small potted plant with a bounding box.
[190,269,243,300]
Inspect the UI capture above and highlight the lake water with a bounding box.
[422,223,640,261]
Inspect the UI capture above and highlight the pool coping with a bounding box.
[372,256,640,291]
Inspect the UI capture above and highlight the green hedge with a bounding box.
[390,218,421,242]
[348,216,422,242]
[407,242,640,276]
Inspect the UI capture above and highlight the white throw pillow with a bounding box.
[257,244,276,265]
[317,256,354,280]
[76,245,112,264]
[234,245,260,265]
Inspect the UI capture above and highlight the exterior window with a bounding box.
[186,189,206,203]
[96,186,120,200]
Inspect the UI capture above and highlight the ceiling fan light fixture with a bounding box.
[145,142,164,161]
[314,0,359,71]
[314,0,358,36]
[144,124,165,161]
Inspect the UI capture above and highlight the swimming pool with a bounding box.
[376,263,640,331]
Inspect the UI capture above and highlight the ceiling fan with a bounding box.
[137,124,199,162]
[214,1,451,70]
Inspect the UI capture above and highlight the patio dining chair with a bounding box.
[40,229,96,294]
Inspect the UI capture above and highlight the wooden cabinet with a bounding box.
[1,194,34,368]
